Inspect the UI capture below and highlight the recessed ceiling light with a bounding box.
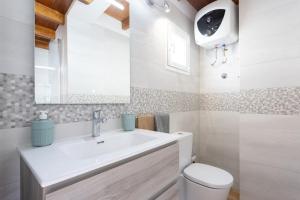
[163,1,170,13]
[146,0,171,13]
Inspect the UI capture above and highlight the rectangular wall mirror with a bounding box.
[34,0,130,104]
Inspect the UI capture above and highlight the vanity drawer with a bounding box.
[46,143,179,200]
[155,182,180,200]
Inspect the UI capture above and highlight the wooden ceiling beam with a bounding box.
[35,25,56,40]
[187,0,238,11]
[104,0,130,30]
[35,38,49,49]
[35,2,64,25]
[122,17,129,30]
[79,0,94,5]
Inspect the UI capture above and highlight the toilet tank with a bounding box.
[172,132,193,172]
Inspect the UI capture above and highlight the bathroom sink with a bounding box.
[19,129,178,187]
[58,133,156,159]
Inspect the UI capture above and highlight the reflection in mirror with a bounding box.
[34,0,130,104]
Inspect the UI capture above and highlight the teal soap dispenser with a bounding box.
[31,111,54,147]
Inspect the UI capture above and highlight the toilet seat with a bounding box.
[183,163,233,189]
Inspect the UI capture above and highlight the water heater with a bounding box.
[194,0,238,49]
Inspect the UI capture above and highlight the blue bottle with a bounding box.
[31,111,54,147]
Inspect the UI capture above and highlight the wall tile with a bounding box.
[199,44,240,93]
[170,111,200,154]
[241,58,300,89]
[0,1,199,200]
[198,18,240,191]
[239,1,300,199]
[0,127,30,200]
[0,17,34,76]
[240,113,300,130]
[199,111,239,134]
[131,58,200,93]
[198,111,239,189]
[200,92,240,112]
[240,87,300,115]
[0,0,34,25]
[240,114,300,173]
[200,87,300,115]
[240,161,300,200]
[240,0,300,66]
[130,0,200,94]
[0,73,200,129]
[240,29,300,67]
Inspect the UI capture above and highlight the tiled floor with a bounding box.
[228,189,240,200]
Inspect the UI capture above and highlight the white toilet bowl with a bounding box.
[173,132,233,200]
[183,163,233,200]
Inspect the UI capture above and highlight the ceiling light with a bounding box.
[163,1,170,13]
[106,0,125,10]
[146,0,171,13]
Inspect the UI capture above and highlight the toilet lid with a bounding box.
[183,163,233,189]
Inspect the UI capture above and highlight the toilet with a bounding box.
[173,132,233,200]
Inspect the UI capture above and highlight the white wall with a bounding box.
[199,44,240,93]
[130,0,200,93]
[0,0,200,199]
[0,0,34,76]
[240,0,300,199]
[198,42,240,190]
[240,0,300,89]
[197,8,240,188]
[199,110,239,189]
[130,0,201,156]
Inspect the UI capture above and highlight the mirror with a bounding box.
[34,0,130,104]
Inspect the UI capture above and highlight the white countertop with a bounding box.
[19,129,179,187]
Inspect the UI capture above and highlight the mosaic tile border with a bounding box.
[0,73,200,129]
[2,72,300,129]
[200,92,240,112]
[36,94,130,104]
[239,87,300,115]
[200,87,300,115]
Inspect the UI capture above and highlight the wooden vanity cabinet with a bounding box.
[155,182,180,200]
[21,142,179,200]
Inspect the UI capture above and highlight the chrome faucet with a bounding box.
[92,110,104,137]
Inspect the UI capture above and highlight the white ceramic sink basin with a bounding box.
[19,129,178,187]
[59,133,156,159]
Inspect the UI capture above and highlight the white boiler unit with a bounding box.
[194,0,238,49]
